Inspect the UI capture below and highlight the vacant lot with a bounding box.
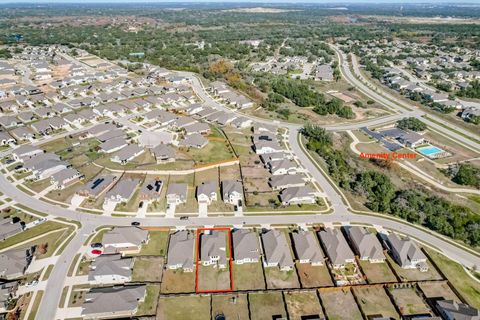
[197,265,231,292]
[284,290,324,320]
[232,262,265,290]
[157,295,211,320]
[160,269,195,293]
[211,294,249,320]
[249,292,287,320]
[387,255,442,282]
[419,282,459,302]
[320,288,363,320]
[360,261,397,284]
[296,263,333,288]
[389,287,432,316]
[132,257,164,282]
[354,287,400,319]
[264,267,300,289]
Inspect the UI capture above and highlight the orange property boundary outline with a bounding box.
[195,227,234,293]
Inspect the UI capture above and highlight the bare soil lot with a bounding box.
[354,287,400,319]
[320,288,364,320]
[418,282,459,302]
[157,295,211,320]
[389,287,432,317]
[264,267,300,289]
[232,262,265,291]
[284,290,324,320]
[360,260,397,284]
[160,269,195,294]
[197,265,231,292]
[248,292,287,320]
[211,294,249,320]
[296,262,333,288]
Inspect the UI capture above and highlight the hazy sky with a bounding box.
[0,0,479,3]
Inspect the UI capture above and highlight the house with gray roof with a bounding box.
[139,179,163,202]
[23,152,68,180]
[99,137,128,154]
[267,159,298,175]
[178,133,208,149]
[183,122,210,135]
[102,227,149,255]
[280,186,317,206]
[110,144,144,165]
[232,229,260,264]
[80,285,146,319]
[0,248,32,280]
[221,180,243,205]
[0,132,15,146]
[88,253,133,285]
[398,131,425,148]
[0,218,24,241]
[104,179,140,205]
[436,300,479,320]
[200,231,227,269]
[268,174,305,191]
[151,144,175,164]
[197,181,217,205]
[11,145,42,162]
[231,117,252,129]
[77,174,117,199]
[97,128,126,143]
[166,183,188,205]
[386,233,428,272]
[50,168,82,190]
[291,230,324,266]
[318,228,355,269]
[0,116,18,129]
[261,229,294,271]
[10,126,35,142]
[348,226,385,263]
[166,230,195,272]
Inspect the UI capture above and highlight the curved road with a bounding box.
[3,67,479,319]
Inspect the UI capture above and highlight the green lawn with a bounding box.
[138,231,169,256]
[427,249,480,308]
[0,221,69,250]
[136,285,160,316]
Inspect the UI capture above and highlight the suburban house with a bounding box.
[80,285,146,319]
[23,152,68,180]
[166,230,195,272]
[280,186,317,206]
[261,229,294,271]
[99,137,128,154]
[267,159,298,175]
[0,248,32,280]
[88,254,133,285]
[50,168,82,190]
[398,132,425,148]
[436,300,479,320]
[200,231,227,269]
[102,226,149,255]
[268,174,306,191]
[104,179,140,205]
[348,226,385,263]
[318,228,355,269]
[11,145,43,162]
[0,218,24,241]
[386,233,428,272]
[166,183,188,205]
[291,230,324,266]
[253,140,283,155]
[221,180,243,205]
[110,144,145,165]
[77,175,117,199]
[178,133,208,149]
[139,179,163,202]
[151,144,175,164]
[0,132,15,146]
[232,229,260,265]
[196,181,217,205]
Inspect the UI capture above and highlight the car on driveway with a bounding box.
[131,221,140,226]
[90,242,102,249]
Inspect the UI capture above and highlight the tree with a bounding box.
[397,117,427,131]
[452,164,480,188]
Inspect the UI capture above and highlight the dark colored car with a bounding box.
[90,242,102,249]
[179,216,189,220]
[138,201,144,208]
[131,221,140,226]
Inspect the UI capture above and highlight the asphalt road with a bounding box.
[4,64,479,319]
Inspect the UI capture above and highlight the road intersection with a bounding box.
[2,54,479,319]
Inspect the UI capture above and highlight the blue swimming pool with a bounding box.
[417,145,445,156]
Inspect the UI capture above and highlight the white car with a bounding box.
[33,218,46,226]
[26,280,38,288]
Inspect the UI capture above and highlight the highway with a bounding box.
[331,45,480,152]
[3,62,479,319]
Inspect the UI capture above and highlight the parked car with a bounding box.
[33,218,46,225]
[180,216,189,220]
[26,280,38,288]
[138,201,144,208]
[131,221,140,226]
[5,159,14,164]
[90,242,103,249]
